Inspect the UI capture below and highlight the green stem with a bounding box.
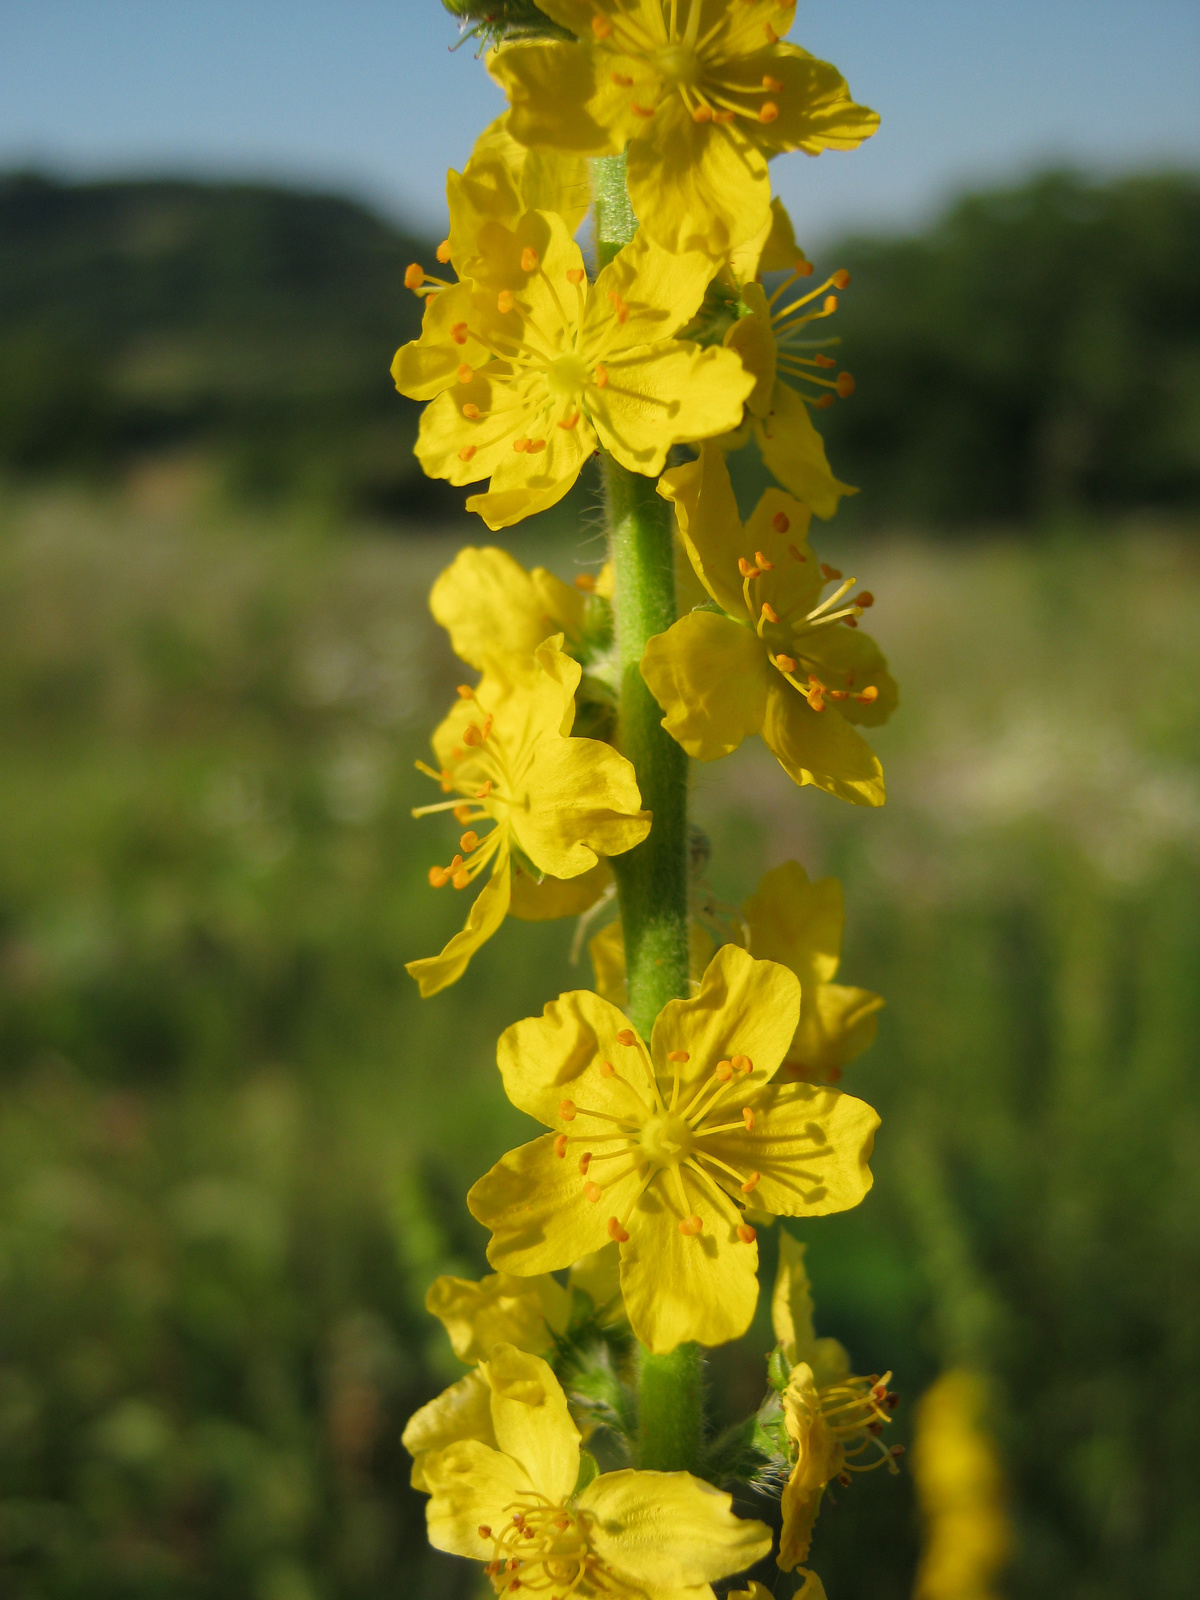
[591,151,700,1476]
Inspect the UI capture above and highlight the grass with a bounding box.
[0,477,1197,1598]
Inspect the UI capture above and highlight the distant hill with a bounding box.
[2,168,1198,524]
[0,173,451,516]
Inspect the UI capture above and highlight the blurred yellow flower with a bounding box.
[392,205,753,530]
[912,1370,1011,1600]
[644,444,897,805]
[773,1236,901,1569]
[407,637,648,997]
[430,544,615,670]
[468,944,879,1353]
[745,861,884,1084]
[489,2,878,257]
[731,1576,827,1600]
[420,1343,773,1596]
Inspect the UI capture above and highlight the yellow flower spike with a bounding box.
[644,443,898,805]
[391,208,755,530]
[406,637,649,997]
[721,198,857,518]
[420,1344,773,1596]
[468,944,879,1354]
[488,2,879,258]
[745,861,885,1084]
[913,1371,1011,1600]
[774,1237,903,1570]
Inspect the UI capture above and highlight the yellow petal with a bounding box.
[509,858,611,922]
[619,1183,760,1353]
[717,1081,878,1219]
[651,944,800,1093]
[481,1344,580,1504]
[799,622,899,728]
[567,1241,624,1322]
[429,546,585,668]
[391,282,491,401]
[761,680,885,806]
[512,735,650,879]
[779,1366,843,1569]
[658,442,750,618]
[422,1436,534,1559]
[496,987,643,1125]
[402,1369,494,1491]
[405,851,511,998]
[466,420,593,531]
[469,1134,615,1275]
[579,1469,773,1588]
[425,1272,570,1365]
[755,383,855,521]
[641,612,770,761]
[592,343,754,477]
[757,46,881,156]
[771,1232,818,1364]
[744,862,842,990]
[787,982,885,1084]
[723,281,776,418]
[625,97,771,257]
[487,41,623,156]
[587,230,717,350]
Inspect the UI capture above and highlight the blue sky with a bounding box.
[2,1,1198,243]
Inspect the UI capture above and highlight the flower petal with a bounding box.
[626,98,771,258]
[591,343,754,477]
[754,45,881,155]
[466,421,593,531]
[430,546,585,668]
[761,680,885,806]
[744,862,842,989]
[422,1437,535,1559]
[425,1272,570,1365]
[641,611,770,761]
[487,41,624,156]
[580,1469,773,1588]
[800,622,899,728]
[402,1370,494,1491]
[481,1344,580,1504]
[496,988,646,1125]
[405,851,512,998]
[513,736,649,879]
[755,382,855,521]
[587,231,716,350]
[509,858,611,922]
[658,443,751,618]
[469,1134,619,1275]
[651,944,800,1092]
[787,983,885,1084]
[710,1081,878,1219]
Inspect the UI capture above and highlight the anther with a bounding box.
[890,1444,906,1459]
[458,445,476,463]
[836,372,856,398]
[692,105,712,123]
[607,1217,629,1242]
[795,258,814,276]
[404,263,424,290]
[475,781,492,799]
[478,1525,492,1540]
[566,267,585,285]
[554,1134,568,1158]
[608,290,629,323]
[574,573,596,592]
[462,723,485,746]
[520,247,539,272]
[557,412,580,430]
[761,602,780,624]
[611,71,632,86]
[737,1223,757,1244]
[599,1059,615,1075]
[741,1171,762,1193]
[788,543,806,561]
[592,14,612,37]
[559,1099,577,1122]
[738,557,760,577]
[775,653,797,673]
[857,591,875,607]
[453,803,473,824]
[462,403,480,420]
[631,103,656,120]
[714,108,736,124]
[585,1181,602,1203]
[429,866,449,888]
[715,1060,734,1082]
[812,394,835,409]
[594,364,609,388]
[815,353,836,368]
[513,437,530,453]
[457,363,473,384]
[772,511,790,533]
[832,269,851,289]
[667,1050,689,1062]
[497,290,514,313]
[763,74,784,92]
[436,240,452,263]
[451,867,470,890]
[754,550,775,569]
[821,564,843,580]
[764,23,780,44]
[838,1471,852,1488]
[459,831,479,852]
[679,1214,703,1236]
[451,322,468,345]
[732,1055,753,1074]
[527,438,546,453]
[856,685,879,703]
[616,1029,637,1046]
[759,102,779,123]
[824,294,838,314]
[742,1107,755,1130]
[578,1153,592,1175]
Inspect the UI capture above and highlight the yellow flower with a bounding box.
[773,1236,901,1570]
[421,1343,773,1597]
[407,637,649,997]
[912,1371,1011,1600]
[745,861,884,1084]
[732,1577,827,1600]
[644,443,897,806]
[721,200,857,519]
[488,2,879,257]
[392,204,754,530]
[402,1368,494,1492]
[468,943,879,1353]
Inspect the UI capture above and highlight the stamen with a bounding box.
[608,290,630,323]
[578,1153,592,1175]
[559,1099,577,1122]
[789,543,806,561]
[761,602,780,624]
[566,267,585,285]
[667,1050,689,1063]
[461,403,480,420]
[497,290,514,313]
[593,365,609,388]
[754,550,775,570]
[457,363,473,384]
[526,438,546,454]
[451,322,468,345]
[772,511,790,532]
[607,1217,629,1241]
[616,1029,637,1046]
[631,103,656,119]
[759,102,779,123]
[520,247,539,272]
[458,445,476,463]
[742,1107,755,1130]
[557,413,581,430]
[592,14,612,38]
[513,437,530,453]
[774,653,797,673]
[475,781,492,799]
[404,264,424,290]
[678,1214,704,1236]
[737,1223,757,1244]
[741,1171,761,1193]
[459,830,479,852]
[553,1134,568,1158]
[611,71,633,86]
[763,75,783,93]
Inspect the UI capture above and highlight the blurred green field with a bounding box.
[1,477,1198,1599]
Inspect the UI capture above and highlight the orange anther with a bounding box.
[741,1171,762,1193]
[608,290,629,323]
[796,258,814,276]
[557,412,580,430]
[772,511,790,533]
[821,564,843,581]
[829,1064,844,1082]
[616,1029,636,1046]
[836,371,856,398]
[824,294,838,314]
[761,602,780,624]
[812,393,835,409]
[461,403,481,420]
[678,1214,704,1236]
[738,557,760,577]
[559,1099,577,1122]
[815,353,837,368]
[732,1055,753,1074]
[566,267,585,285]
[631,103,656,119]
[497,289,515,313]
[520,246,539,272]
[715,1060,734,1082]
[742,1106,755,1130]
[737,1223,757,1244]
[459,830,479,853]
[478,1525,492,1539]
[404,263,424,290]
[593,364,609,388]
[762,75,784,93]
[578,1152,592,1175]
[462,722,484,746]
[607,1217,629,1241]
[830,689,849,700]
[574,573,597,592]
[667,1050,689,1062]
[891,1444,906,1458]
[458,445,477,463]
[457,363,473,384]
[429,866,449,888]
[832,268,851,289]
[513,437,530,453]
[759,102,779,123]
[451,868,470,890]
[436,239,452,263]
[453,803,473,823]
[475,780,492,799]
[585,1182,602,1203]
[611,71,632,87]
[714,108,736,124]
[857,591,875,607]
[527,438,546,454]
[592,13,612,37]
[788,543,807,561]
[774,653,797,673]
[451,321,468,345]
[856,685,879,703]
[692,105,712,123]
[599,1059,615,1075]
[754,550,775,570]
[553,1133,568,1158]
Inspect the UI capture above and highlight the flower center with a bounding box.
[655,42,699,85]
[546,352,591,398]
[639,1111,693,1165]
[481,1503,597,1594]
[414,686,516,889]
